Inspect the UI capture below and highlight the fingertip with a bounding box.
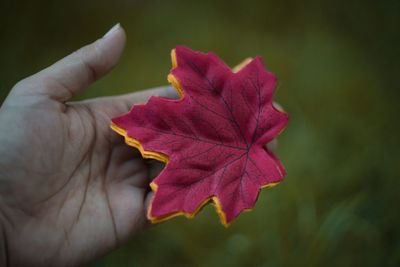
[97,23,127,70]
[9,24,129,103]
[265,138,278,152]
[272,102,284,112]
[103,23,122,38]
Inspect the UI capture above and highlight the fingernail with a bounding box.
[103,23,120,38]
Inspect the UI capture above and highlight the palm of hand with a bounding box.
[0,94,154,265]
[0,26,174,266]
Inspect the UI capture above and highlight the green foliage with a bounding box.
[1,0,399,266]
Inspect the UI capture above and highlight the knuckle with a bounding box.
[77,42,101,82]
[13,78,30,91]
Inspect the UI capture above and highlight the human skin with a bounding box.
[0,24,278,267]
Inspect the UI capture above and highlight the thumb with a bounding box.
[11,23,126,103]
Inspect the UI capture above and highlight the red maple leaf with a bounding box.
[111,46,289,226]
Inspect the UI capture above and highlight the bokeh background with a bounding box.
[1,0,399,266]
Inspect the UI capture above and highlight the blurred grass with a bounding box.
[1,0,400,266]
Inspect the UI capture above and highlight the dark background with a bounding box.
[1,0,399,266]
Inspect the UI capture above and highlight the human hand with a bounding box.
[0,24,178,266]
[0,24,281,266]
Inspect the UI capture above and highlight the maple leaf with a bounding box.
[111,46,289,226]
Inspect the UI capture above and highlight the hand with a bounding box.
[0,23,280,267]
[0,24,178,266]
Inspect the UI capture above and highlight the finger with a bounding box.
[83,85,180,117]
[144,191,154,213]
[116,85,180,107]
[146,159,166,180]
[13,23,126,103]
[114,89,281,120]
[272,101,284,112]
[265,138,278,151]
[141,158,166,216]
[143,159,166,223]
[108,88,281,152]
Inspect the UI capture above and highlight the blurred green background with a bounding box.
[1,0,399,266]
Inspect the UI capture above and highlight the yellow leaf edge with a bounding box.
[110,48,283,227]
